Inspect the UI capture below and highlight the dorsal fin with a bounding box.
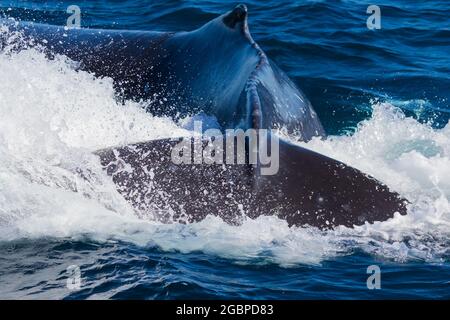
[222,4,248,29]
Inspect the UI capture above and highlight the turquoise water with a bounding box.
[0,0,449,299]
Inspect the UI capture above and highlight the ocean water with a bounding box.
[0,0,449,299]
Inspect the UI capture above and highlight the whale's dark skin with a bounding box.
[96,136,407,229]
[1,5,408,229]
[1,4,323,138]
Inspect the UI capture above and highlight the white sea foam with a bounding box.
[0,31,448,266]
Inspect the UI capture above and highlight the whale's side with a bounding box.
[0,5,408,228]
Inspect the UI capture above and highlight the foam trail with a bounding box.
[0,29,449,266]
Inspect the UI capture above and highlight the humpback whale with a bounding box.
[1,5,408,229]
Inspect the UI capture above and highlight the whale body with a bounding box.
[1,5,408,229]
[1,4,322,138]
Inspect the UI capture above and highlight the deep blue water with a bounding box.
[0,0,449,299]
[1,239,449,299]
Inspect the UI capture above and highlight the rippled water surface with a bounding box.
[0,0,449,299]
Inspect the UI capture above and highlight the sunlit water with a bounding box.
[0,0,449,299]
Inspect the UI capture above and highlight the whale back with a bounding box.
[0,5,324,140]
